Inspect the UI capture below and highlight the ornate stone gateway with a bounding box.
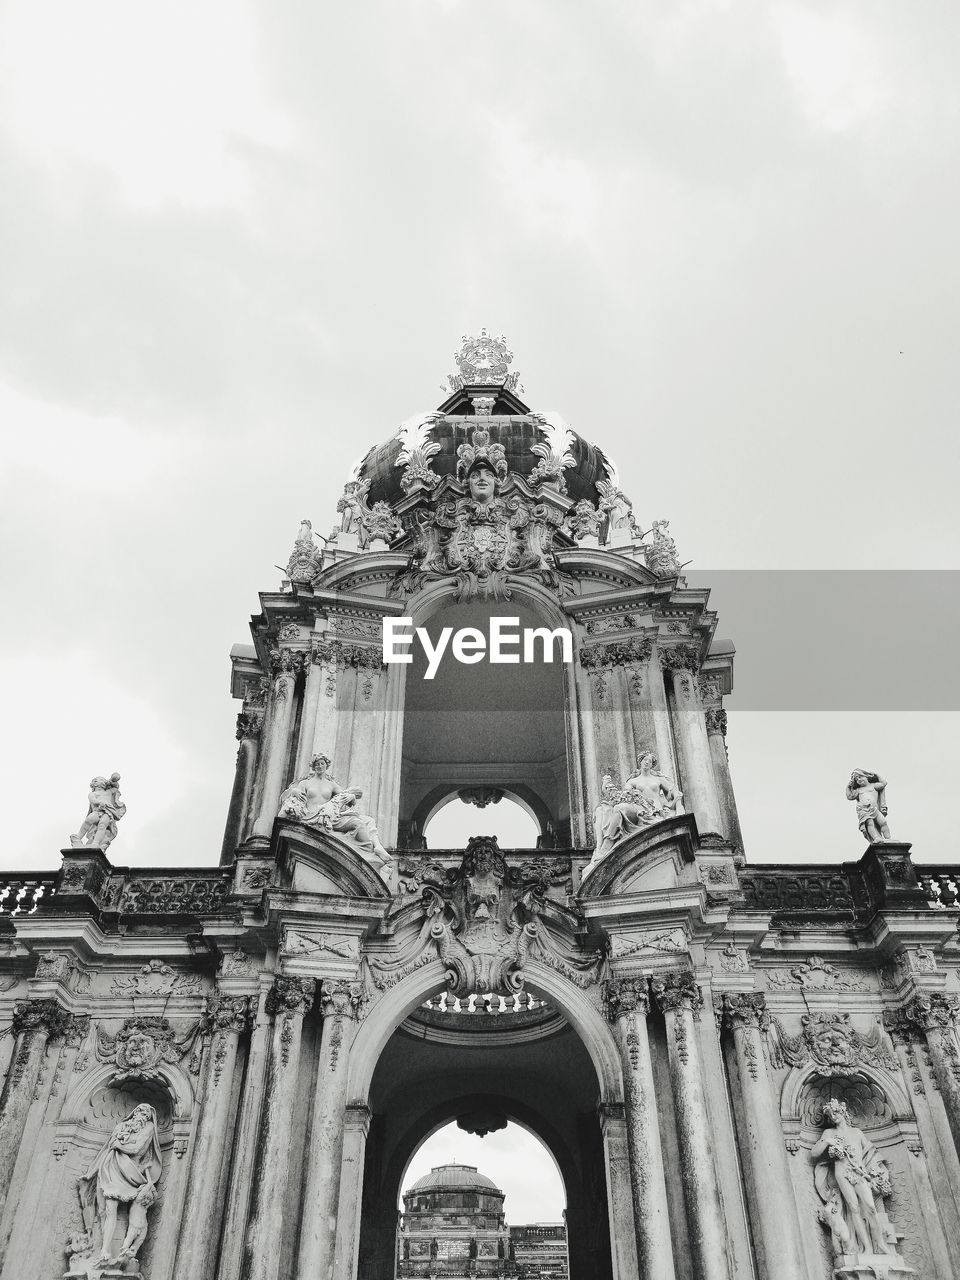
[1,336,959,1280]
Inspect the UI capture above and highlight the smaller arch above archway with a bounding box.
[421,790,542,849]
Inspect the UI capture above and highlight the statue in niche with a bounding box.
[810,1100,900,1263]
[77,1103,162,1269]
[70,773,126,851]
[623,751,683,818]
[279,752,391,868]
[846,769,891,843]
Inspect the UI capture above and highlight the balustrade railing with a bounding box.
[916,867,960,910]
[422,991,548,1016]
[0,874,57,917]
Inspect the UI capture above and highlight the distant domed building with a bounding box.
[397,1163,568,1278]
[398,1163,511,1275]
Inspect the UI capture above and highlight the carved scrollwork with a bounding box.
[722,992,770,1032]
[767,1012,898,1076]
[95,1016,201,1083]
[371,842,601,1001]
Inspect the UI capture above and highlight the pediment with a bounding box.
[273,822,393,900]
[579,814,698,898]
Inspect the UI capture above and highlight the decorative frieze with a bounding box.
[579,636,653,670]
[110,959,202,998]
[117,875,229,915]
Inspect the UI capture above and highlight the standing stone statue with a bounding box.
[279,752,391,868]
[810,1099,902,1268]
[70,773,126,851]
[77,1103,163,1270]
[846,769,891,843]
[645,519,681,577]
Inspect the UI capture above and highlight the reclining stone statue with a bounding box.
[587,751,684,871]
[279,752,391,868]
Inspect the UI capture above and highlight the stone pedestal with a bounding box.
[64,1263,141,1280]
[833,1252,915,1280]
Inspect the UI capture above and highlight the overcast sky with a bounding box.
[2,1,958,877]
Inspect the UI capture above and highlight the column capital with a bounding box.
[343,1102,372,1136]
[888,992,960,1039]
[265,975,314,1019]
[651,970,703,1015]
[269,647,306,677]
[236,710,265,740]
[12,998,69,1039]
[597,1100,626,1126]
[603,977,650,1023]
[704,708,728,738]
[721,991,769,1032]
[320,979,365,1021]
[658,644,701,674]
[202,993,253,1036]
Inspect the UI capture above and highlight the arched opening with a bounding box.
[397,595,574,849]
[422,793,541,849]
[353,966,618,1280]
[397,1120,567,1276]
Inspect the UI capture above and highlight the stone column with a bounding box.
[0,999,67,1220]
[721,994,805,1280]
[252,651,303,839]
[699,677,743,850]
[295,649,325,778]
[661,650,723,837]
[902,994,960,1156]
[174,994,252,1278]
[604,978,676,1280]
[598,1101,640,1280]
[652,971,732,1280]
[295,980,364,1280]
[646,649,680,782]
[331,1103,373,1279]
[240,977,314,1280]
[222,712,264,861]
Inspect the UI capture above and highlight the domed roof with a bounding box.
[354,331,619,511]
[408,1164,504,1195]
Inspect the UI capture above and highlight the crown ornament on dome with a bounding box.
[447,328,521,393]
[456,425,508,484]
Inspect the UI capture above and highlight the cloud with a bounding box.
[0,0,291,209]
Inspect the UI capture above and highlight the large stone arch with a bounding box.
[348,959,621,1280]
[346,958,623,1107]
